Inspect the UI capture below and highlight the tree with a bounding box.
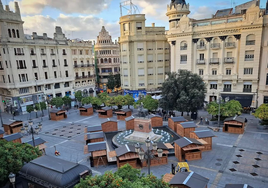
[75,91,83,102]
[114,73,121,88]
[160,71,206,115]
[105,96,115,107]
[124,94,134,109]
[81,97,92,105]
[26,105,34,119]
[74,164,170,188]
[35,102,47,116]
[143,95,159,111]
[91,97,102,109]
[253,104,268,125]
[107,73,116,90]
[114,95,127,109]
[62,96,72,106]
[207,100,242,118]
[0,140,41,186]
[50,97,64,108]
[98,92,109,106]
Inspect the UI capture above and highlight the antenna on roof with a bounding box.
[120,0,140,17]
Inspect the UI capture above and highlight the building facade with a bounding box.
[119,14,170,93]
[0,1,95,113]
[94,26,120,91]
[166,0,265,108]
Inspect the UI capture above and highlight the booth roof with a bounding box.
[102,106,112,111]
[50,109,65,113]
[19,155,90,188]
[125,116,135,121]
[24,137,46,146]
[171,116,186,122]
[224,116,246,123]
[87,141,106,152]
[169,172,209,188]
[174,137,202,148]
[193,130,215,138]
[86,132,104,140]
[115,144,136,157]
[180,121,197,128]
[224,184,253,188]
[3,120,22,125]
[86,125,102,132]
[3,133,23,141]
[81,104,93,109]
[148,114,162,118]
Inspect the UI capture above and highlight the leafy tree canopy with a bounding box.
[107,73,116,90]
[62,96,72,105]
[98,92,109,105]
[114,73,121,88]
[207,100,242,117]
[91,97,102,109]
[124,94,134,109]
[75,91,83,102]
[134,95,158,111]
[50,97,64,108]
[26,105,34,113]
[81,97,92,105]
[253,104,268,122]
[114,95,127,109]
[0,140,41,186]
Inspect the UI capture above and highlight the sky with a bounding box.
[4,0,267,41]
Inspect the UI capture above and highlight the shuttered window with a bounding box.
[148,68,153,75]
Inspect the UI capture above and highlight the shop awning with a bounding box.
[221,94,253,107]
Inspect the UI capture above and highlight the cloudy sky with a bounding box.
[5,0,267,41]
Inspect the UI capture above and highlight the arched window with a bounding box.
[228,37,233,42]
[246,34,255,45]
[101,58,103,63]
[109,58,111,63]
[16,30,20,38]
[12,29,16,38]
[8,29,11,38]
[200,40,205,47]
[104,58,108,63]
[180,41,187,50]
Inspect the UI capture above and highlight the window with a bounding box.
[200,40,205,46]
[32,60,37,68]
[138,68,145,76]
[6,61,8,68]
[20,74,28,82]
[65,71,69,77]
[8,75,11,83]
[138,55,144,63]
[0,61,3,70]
[34,73,38,80]
[226,69,231,75]
[12,29,16,38]
[43,60,46,67]
[245,51,254,61]
[264,96,268,104]
[41,49,45,55]
[266,73,268,85]
[199,53,204,60]
[54,71,57,78]
[19,87,29,94]
[30,48,35,55]
[123,23,129,31]
[72,49,77,55]
[123,69,128,77]
[54,83,60,89]
[64,82,69,88]
[157,54,163,62]
[85,50,89,55]
[147,54,153,62]
[137,42,144,50]
[136,22,142,30]
[2,75,5,83]
[158,67,164,75]
[52,59,56,67]
[45,72,48,79]
[210,84,217,89]
[8,29,11,38]
[224,83,232,92]
[212,69,217,75]
[80,50,83,55]
[180,41,187,50]
[199,69,203,75]
[63,49,66,55]
[35,85,41,92]
[180,55,187,64]
[243,83,252,92]
[148,68,153,75]
[244,68,253,75]
[16,30,20,38]
[246,34,255,45]
[64,59,68,66]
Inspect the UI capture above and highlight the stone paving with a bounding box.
[1,108,268,188]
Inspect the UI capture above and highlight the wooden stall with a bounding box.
[84,131,104,144]
[115,109,132,120]
[0,129,4,138]
[2,133,23,143]
[96,107,113,118]
[101,119,118,132]
[224,184,254,188]
[24,137,47,154]
[3,120,23,135]
[174,137,205,161]
[79,104,94,116]
[84,125,102,133]
[125,116,135,130]
[84,141,108,167]
[177,121,197,137]
[167,172,209,188]
[149,114,163,127]
[50,109,67,121]
[223,116,246,134]
[190,130,215,151]
[168,117,187,133]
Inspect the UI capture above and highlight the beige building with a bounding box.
[119,14,170,94]
[166,0,265,108]
[0,1,95,113]
[94,26,120,91]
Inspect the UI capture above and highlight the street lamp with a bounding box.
[20,120,40,147]
[35,78,42,118]
[135,138,163,175]
[8,172,15,188]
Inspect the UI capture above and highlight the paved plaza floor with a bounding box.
[1,108,268,188]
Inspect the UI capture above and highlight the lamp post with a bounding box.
[35,78,42,118]
[216,95,229,127]
[8,172,15,188]
[135,138,163,175]
[20,120,41,147]
[0,109,3,127]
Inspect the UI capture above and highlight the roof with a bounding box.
[214,8,233,17]
[125,116,135,121]
[19,155,90,188]
[163,173,175,183]
[24,137,46,146]
[180,121,197,128]
[115,144,136,156]
[224,116,246,123]
[3,120,23,125]
[86,125,102,132]
[81,104,92,109]
[102,106,112,111]
[171,116,186,122]
[87,141,106,152]
[3,133,23,141]
[193,130,215,138]
[102,118,117,124]
[225,185,254,188]
[0,129,4,134]
[50,109,65,113]
[148,114,162,118]
[86,132,104,140]
[174,137,202,148]
[169,172,209,188]
[140,142,168,152]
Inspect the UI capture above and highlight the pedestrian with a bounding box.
[200,117,203,125]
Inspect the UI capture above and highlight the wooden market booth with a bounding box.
[84,131,104,144]
[97,107,113,118]
[84,125,102,133]
[84,141,108,167]
[2,133,23,143]
[177,121,197,137]
[168,117,187,133]
[79,104,94,116]
[101,119,118,132]
[174,137,205,161]
[50,109,67,121]
[0,129,4,138]
[223,116,246,134]
[125,116,135,130]
[24,137,47,154]
[115,109,132,120]
[190,130,215,151]
[224,184,254,188]
[149,114,163,127]
[3,120,23,135]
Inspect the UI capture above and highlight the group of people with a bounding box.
[156,110,176,121]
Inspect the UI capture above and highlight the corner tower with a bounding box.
[166,0,190,29]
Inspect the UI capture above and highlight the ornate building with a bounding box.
[166,0,265,108]
[94,26,120,91]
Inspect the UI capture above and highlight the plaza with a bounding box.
[1,108,268,188]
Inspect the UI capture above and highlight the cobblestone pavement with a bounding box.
[1,108,268,188]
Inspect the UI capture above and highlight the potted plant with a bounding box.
[253,104,268,130]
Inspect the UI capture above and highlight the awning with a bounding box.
[221,94,253,107]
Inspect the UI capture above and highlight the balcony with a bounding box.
[196,59,206,65]
[32,66,38,68]
[30,52,36,55]
[15,53,25,56]
[75,76,82,79]
[211,43,220,49]
[137,48,144,51]
[157,60,163,62]
[210,58,220,64]
[225,42,235,48]
[223,88,231,92]
[139,83,145,87]
[246,40,255,45]
[243,88,252,93]
[52,64,57,67]
[224,57,234,64]
[245,57,254,61]
[180,46,187,50]
[64,64,68,67]
[43,65,48,68]
[41,53,46,55]
[63,53,67,55]
[74,64,78,68]
[138,75,144,77]
[51,53,56,55]
[147,48,153,51]
[197,45,206,51]
[138,61,144,63]
[157,48,163,50]
[147,60,153,63]
[17,67,27,69]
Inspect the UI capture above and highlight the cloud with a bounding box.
[22,14,119,41]
[189,6,215,19]
[10,0,111,15]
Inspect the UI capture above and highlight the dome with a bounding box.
[171,0,186,6]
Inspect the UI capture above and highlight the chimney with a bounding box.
[14,2,20,14]
[152,23,155,27]
[5,5,10,11]
[43,33,47,39]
